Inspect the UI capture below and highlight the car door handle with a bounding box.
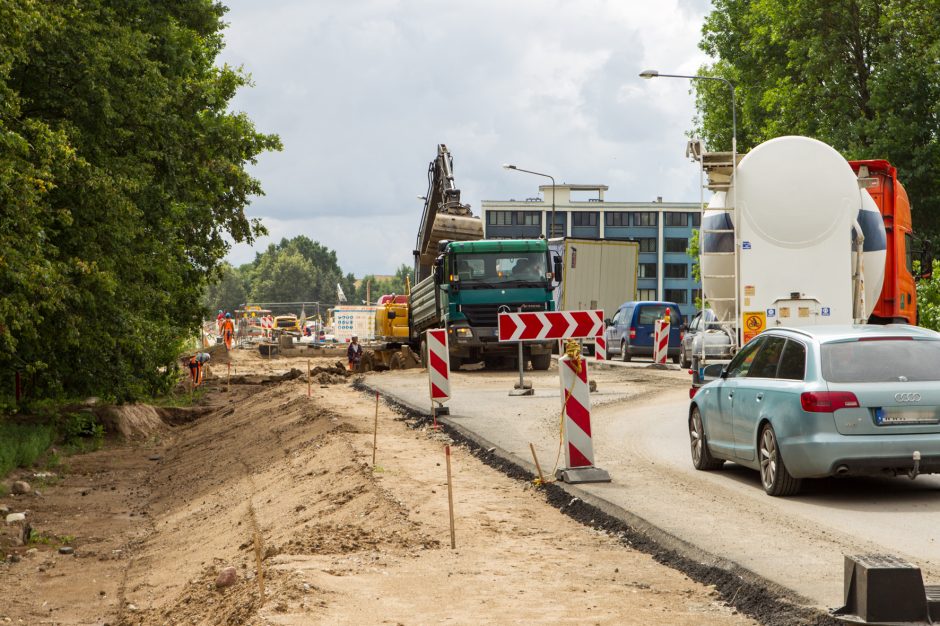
[756,393,764,401]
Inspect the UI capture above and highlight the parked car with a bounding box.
[679,309,734,368]
[689,324,940,496]
[605,301,683,363]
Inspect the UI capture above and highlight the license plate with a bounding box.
[875,407,940,425]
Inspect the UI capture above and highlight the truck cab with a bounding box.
[410,239,559,369]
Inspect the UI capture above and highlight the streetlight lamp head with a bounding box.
[639,69,659,79]
[502,164,516,170]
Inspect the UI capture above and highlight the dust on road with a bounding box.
[0,347,753,625]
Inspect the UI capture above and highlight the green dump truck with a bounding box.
[410,238,559,370]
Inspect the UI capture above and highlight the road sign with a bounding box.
[497,310,604,342]
[426,329,450,404]
[742,311,766,344]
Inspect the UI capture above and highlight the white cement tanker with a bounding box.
[700,136,888,342]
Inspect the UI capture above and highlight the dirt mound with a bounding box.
[97,404,166,439]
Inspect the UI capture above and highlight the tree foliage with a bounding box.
[203,236,378,313]
[695,0,940,257]
[0,0,280,403]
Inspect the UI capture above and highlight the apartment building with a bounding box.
[481,184,701,318]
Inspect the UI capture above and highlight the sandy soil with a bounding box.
[0,346,754,625]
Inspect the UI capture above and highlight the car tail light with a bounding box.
[629,327,636,340]
[680,331,685,341]
[689,387,698,399]
[800,391,860,413]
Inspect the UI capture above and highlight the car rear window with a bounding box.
[637,306,677,325]
[822,339,940,382]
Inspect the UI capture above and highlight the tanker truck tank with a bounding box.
[855,189,887,318]
[704,136,877,334]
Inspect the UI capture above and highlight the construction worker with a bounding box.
[221,312,236,350]
[188,352,211,387]
[216,310,224,333]
[347,335,363,371]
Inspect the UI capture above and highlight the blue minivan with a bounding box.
[605,301,683,363]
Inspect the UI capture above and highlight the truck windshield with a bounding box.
[453,252,548,286]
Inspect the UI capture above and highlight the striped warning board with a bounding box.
[426,329,450,404]
[498,310,604,342]
[559,354,595,468]
[595,336,607,361]
[653,319,670,364]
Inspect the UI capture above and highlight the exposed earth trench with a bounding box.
[0,347,803,625]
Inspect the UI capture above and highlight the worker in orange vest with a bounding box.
[188,352,210,386]
[221,312,236,350]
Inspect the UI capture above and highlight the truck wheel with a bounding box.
[620,341,631,362]
[672,353,680,364]
[531,353,551,371]
[450,356,462,370]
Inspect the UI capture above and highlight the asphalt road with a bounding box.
[367,361,940,611]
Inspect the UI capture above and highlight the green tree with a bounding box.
[696,0,940,257]
[0,1,280,403]
[915,261,940,331]
[203,263,249,314]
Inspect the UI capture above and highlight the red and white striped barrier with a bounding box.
[595,336,607,361]
[557,352,610,483]
[653,319,670,364]
[426,329,450,406]
[498,310,603,342]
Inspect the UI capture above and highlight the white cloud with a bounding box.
[219,0,715,275]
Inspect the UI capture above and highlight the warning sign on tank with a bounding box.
[742,311,766,343]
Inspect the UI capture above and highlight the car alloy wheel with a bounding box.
[689,407,723,470]
[758,424,801,496]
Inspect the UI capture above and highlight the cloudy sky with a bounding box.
[218,0,714,276]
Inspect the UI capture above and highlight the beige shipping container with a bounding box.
[550,239,639,322]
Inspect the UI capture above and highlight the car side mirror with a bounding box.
[681,324,689,331]
[701,363,726,382]
[604,318,612,327]
[433,263,444,285]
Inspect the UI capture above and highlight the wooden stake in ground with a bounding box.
[445,444,456,549]
[529,443,546,485]
[372,391,379,466]
[307,359,311,398]
[227,362,231,391]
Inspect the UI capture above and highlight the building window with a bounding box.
[691,213,701,227]
[633,212,657,226]
[637,238,656,253]
[638,263,657,278]
[664,263,688,279]
[572,212,598,226]
[488,211,512,225]
[638,289,657,301]
[665,237,688,253]
[664,212,690,227]
[605,212,629,227]
[665,289,688,304]
[547,212,565,237]
[514,211,541,225]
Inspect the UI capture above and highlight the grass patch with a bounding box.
[0,421,57,478]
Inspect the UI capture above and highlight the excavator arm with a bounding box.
[413,144,484,282]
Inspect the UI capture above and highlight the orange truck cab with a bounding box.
[849,159,917,325]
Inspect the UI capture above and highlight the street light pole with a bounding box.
[638,69,736,158]
[502,164,557,238]
[639,69,739,347]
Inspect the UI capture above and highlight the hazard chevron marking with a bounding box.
[498,310,604,342]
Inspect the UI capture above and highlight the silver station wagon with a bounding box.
[688,325,940,496]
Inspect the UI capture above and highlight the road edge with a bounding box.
[355,378,840,626]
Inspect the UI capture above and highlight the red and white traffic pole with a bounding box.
[426,329,451,424]
[556,344,610,484]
